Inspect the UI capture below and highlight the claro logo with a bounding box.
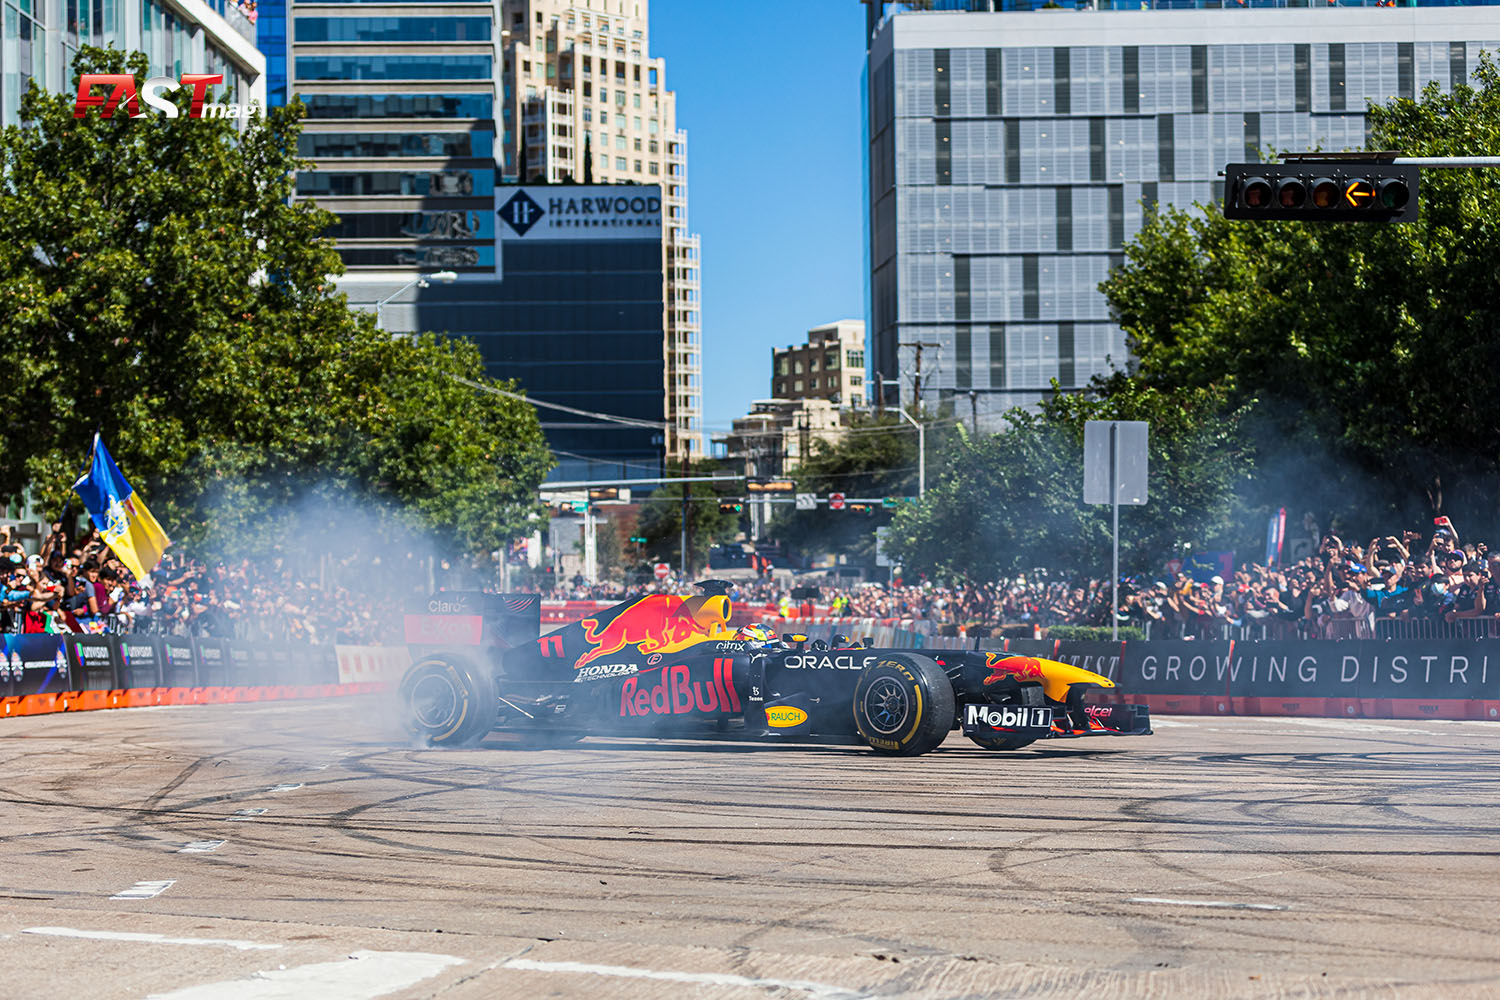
[73,73,259,119]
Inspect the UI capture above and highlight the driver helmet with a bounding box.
[735,623,777,646]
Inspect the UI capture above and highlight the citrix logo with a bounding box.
[73,73,254,119]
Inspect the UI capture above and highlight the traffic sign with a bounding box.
[795,493,816,511]
[653,562,671,580]
[828,492,846,511]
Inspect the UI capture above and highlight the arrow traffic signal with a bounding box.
[1223,162,1417,223]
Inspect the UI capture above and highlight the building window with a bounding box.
[615,134,625,149]
[852,395,863,408]
[847,350,864,368]
[616,156,626,169]
[824,350,839,370]
[793,380,804,392]
[793,361,803,375]
[633,94,641,108]
[649,162,658,175]
[633,137,641,151]
[809,378,818,390]
[633,159,641,172]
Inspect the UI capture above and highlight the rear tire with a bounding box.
[852,653,955,757]
[399,654,497,747]
[968,735,1037,751]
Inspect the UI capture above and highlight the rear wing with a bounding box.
[403,593,541,655]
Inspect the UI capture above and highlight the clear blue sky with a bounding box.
[649,1,871,437]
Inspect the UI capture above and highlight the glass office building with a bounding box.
[865,2,1500,425]
[1,0,264,126]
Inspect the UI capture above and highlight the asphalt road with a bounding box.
[2,699,1499,999]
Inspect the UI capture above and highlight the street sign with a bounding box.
[875,527,892,567]
[794,493,816,511]
[1083,422,1148,505]
[653,562,670,581]
[828,492,846,511]
[570,500,588,513]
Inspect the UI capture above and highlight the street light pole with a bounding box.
[894,407,925,497]
[373,270,458,333]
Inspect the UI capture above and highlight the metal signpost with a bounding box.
[1084,420,1149,640]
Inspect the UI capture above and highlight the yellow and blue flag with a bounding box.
[72,435,171,581]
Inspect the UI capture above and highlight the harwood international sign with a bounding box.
[495,184,662,243]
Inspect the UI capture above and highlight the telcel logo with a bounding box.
[73,73,258,119]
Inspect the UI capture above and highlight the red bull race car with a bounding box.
[397,583,1151,756]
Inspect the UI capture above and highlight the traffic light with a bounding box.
[1223,162,1418,223]
[719,501,743,514]
[746,480,795,493]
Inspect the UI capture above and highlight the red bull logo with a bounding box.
[576,594,731,668]
[982,653,1046,686]
[619,658,742,717]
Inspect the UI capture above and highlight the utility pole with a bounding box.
[969,390,979,435]
[906,341,941,413]
[874,371,885,416]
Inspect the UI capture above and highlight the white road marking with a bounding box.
[179,840,226,854]
[227,808,267,821]
[148,949,463,1000]
[1128,896,1286,911]
[501,958,867,999]
[24,927,279,952]
[111,880,176,900]
[1148,719,1194,728]
[267,783,303,793]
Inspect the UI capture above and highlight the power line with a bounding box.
[447,374,669,430]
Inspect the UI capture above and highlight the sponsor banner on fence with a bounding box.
[336,645,412,685]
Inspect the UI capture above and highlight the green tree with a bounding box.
[0,47,552,560]
[886,376,1254,581]
[1102,55,1500,537]
[637,460,738,576]
[769,411,950,565]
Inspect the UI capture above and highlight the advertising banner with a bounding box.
[65,635,119,690]
[161,636,198,688]
[5,634,71,697]
[495,184,662,244]
[118,635,163,689]
[224,640,258,687]
[194,637,230,687]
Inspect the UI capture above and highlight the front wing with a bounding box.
[962,701,1152,742]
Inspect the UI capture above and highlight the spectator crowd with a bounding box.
[0,523,413,645]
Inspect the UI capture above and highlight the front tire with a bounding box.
[399,654,497,747]
[852,653,955,757]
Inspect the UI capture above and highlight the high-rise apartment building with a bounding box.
[865,0,1500,426]
[498,0,701,460]
[1,0,264,127]
[291,0,702,464]
[771,320,867,408]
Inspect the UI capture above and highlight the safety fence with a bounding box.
[0,633,391,719]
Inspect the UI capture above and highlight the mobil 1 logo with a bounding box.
[964,703,1051,733]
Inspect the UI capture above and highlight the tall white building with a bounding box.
[865,1,1500,426]
[500,0,702,460]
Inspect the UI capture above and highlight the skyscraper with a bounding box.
[498,0,702,461]
[292,0,702,466]
[864,1,1500,425]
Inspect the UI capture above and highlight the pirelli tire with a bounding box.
[399,654,497,748]
[969,734,1038,752]
[852,653,956,757]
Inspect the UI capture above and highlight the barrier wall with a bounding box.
[0,633,385,719]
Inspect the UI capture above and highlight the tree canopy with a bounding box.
[0,47,552,559]
[885,376,1255,581]
[1101,55,1500,538]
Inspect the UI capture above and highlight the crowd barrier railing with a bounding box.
[1,633,389,719]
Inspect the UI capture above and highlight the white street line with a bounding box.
[267,783,303,793]
[1128,896,1286,911]
[502,958,867,1000]
[1149,719,1195,728]
[1264,718,1432,736]
[111,880,176,900]
[24,927,278,952]
[179,840,226,854]
[227,808,267,822]
[149,949,464,1000]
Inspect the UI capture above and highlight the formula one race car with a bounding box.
[397,583,1150,756]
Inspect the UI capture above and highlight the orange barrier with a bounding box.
[0,683,385,721]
